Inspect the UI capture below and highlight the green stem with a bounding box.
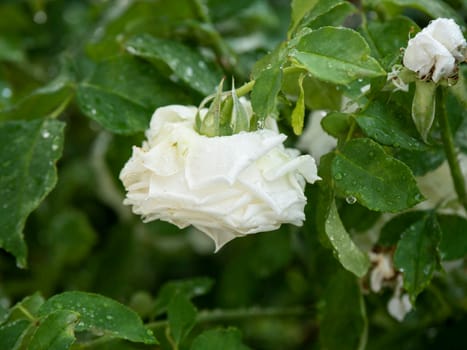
[345,120,357,143]
[189,0,243,78]
[147,305,312,331]
[235,80,255,97]
[47,91,73,119]
[17,305,36,322]
[76,306,312,349]
[437,87,467,211]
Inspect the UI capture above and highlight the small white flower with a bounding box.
[403,18,466,82]
[297,110,337,163]
[387,65,409,92]
[387,275,413,322]
[368,251,396,293]
[120,102,320,250]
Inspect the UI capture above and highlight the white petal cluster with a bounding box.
[368,252,413,322]
[387,275,413,322]
[403,18,466,82]
[368,251,395,293]
[120,104,320,250]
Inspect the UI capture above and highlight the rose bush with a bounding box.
[120,103,320,250]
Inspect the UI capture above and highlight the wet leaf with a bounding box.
[291,27,386,85]
[355,101,426,150]
[168,293,197,345]
[394,212,441,303]
[153,277,214,316]
[125,34,222,96]
[28,310,79,350]
[0,119,65,267]
[77,55,191,134]
[0,320,30,350]
[438,215,467,261]
[38,291,157,344]
[251,62,282,123]
[291,73,305,135]
[324,200,370,277]
[332,138,423,212]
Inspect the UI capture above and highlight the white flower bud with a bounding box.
[403,18,466,82]
[120,103,320,250]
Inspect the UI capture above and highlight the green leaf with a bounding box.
[0,320,30,350]
[302,0,357,30]
[438,215,467,261]
[153,277,214,316]
[28,310,79,350]
[0,119,65,267]
[364,16,418,67]
[394,212,441,303]
[191,327,250,350]
[379,0,462,23]
[320,269,367,350]
[38,291,157,344]
[168,293,197,345]
[289,0,319,37]
[393,147,445,176]
[291,27,386,85]
[324,200,370,277]
[251,63,282,122]
[125,34,222,96]
[291,74,305,135]
[332,138,423,212]
[355,101,426,150]
[321,112,351,139]
[412,80,436,142]
[0,76,74,121]
[7,293,45,323]
[378,211,424,247]
[77,55,191,134]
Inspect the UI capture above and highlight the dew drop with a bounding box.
[345,195,357,204]
[52,144,59,151]
[1,88,12,98]
[91,109,97,115]
[198,61,206,69]
[33,11,47,24]
[42,130,50,139]
[185,67,193,78]
[334,173,343,180]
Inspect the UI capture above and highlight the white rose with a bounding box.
[297,110,337,163]
[403,18,466,83]
[119,103,320,250]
